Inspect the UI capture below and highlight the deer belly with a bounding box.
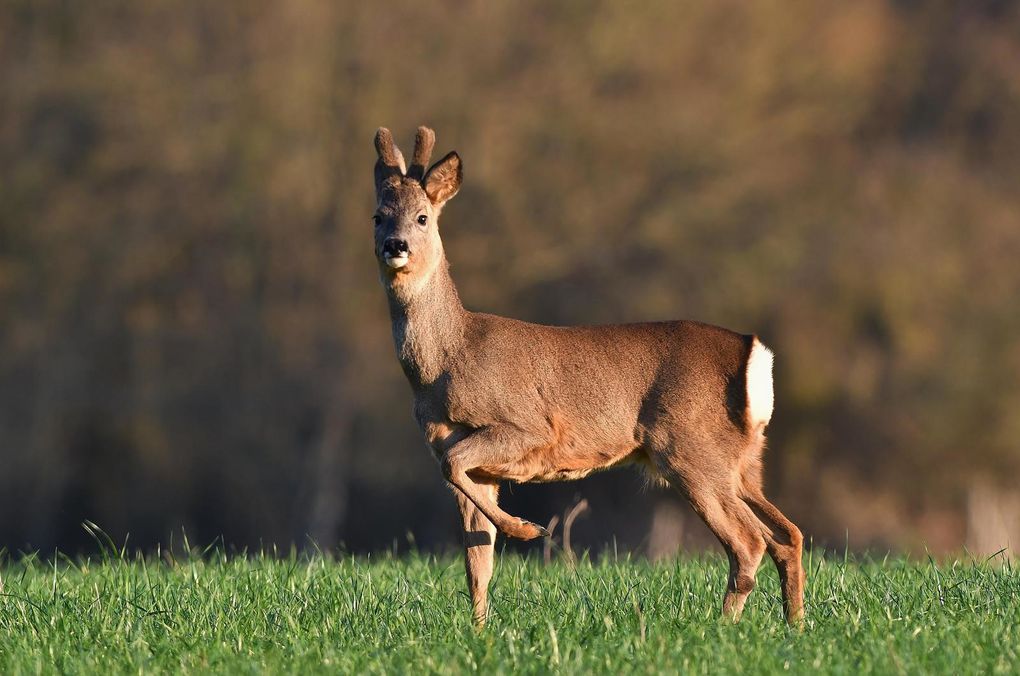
[481,441,640,484]
[529,467,600,483]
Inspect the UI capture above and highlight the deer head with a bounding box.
[373,126,462,297]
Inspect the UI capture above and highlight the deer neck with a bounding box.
[386,252,465,387]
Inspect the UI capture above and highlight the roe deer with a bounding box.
[371,126,804,625]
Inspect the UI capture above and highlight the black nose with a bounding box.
[383,238,409,256]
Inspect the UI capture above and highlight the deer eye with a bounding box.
[417,214,427,226]
[372,215,381,226]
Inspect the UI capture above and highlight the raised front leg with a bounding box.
[454,481,498,626]
[441,425,550,541]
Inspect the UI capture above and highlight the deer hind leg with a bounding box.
[454,480,499,626]
[441,425,550,541]
[696,490,767,620]
[738,464,804,623]
[655,458,766,620]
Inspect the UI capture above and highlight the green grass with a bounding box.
[0,546,1016,674]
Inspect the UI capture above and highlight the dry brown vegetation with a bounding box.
[1,0,1018,556]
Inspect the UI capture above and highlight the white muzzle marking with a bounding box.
[384,254,409,269]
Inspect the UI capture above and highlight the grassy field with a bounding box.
[0,545,1016,674]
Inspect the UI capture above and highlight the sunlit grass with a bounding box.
[0,543,1016,674]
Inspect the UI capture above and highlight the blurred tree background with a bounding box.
[1,0,1018,557]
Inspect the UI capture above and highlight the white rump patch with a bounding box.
[746,338,774,428]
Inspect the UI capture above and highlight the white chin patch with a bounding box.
[384,255,409,269]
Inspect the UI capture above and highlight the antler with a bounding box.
[374,127,406,193]
[406,126,436,181]
[374,128,406,171]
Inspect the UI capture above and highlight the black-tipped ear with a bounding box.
[374,127,406,194]
[422,151,462,206]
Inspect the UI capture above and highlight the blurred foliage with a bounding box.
[1,0,1018,555]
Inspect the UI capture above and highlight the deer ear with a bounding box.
[422,151,462,206]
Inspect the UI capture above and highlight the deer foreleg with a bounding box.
[454,482,498,625]
[441,426,550,540]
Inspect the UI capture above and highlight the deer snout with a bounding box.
[382,238,410,269]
